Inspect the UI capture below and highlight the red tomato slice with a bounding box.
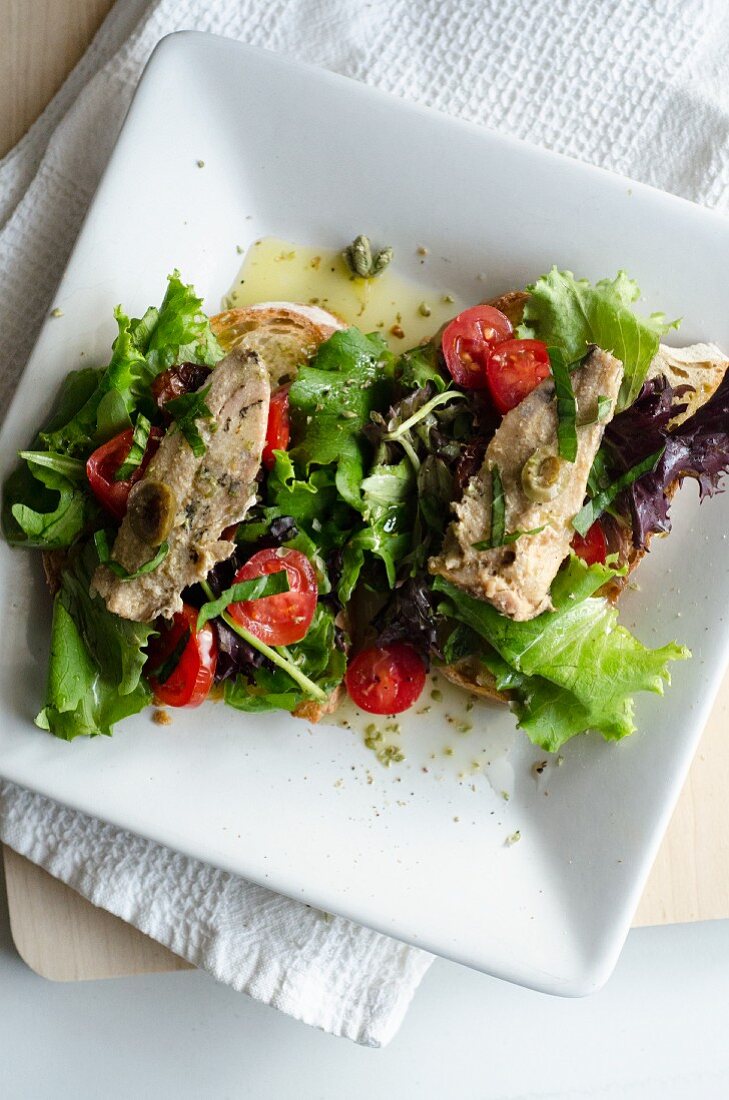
[86,426,163,521]
[571,521,607,566]
[441,305,513,389]
[485,338,551,414]
[262,387,291,471]
[146,604,218,708]
[345,643,426,715]
[228,547,318,646]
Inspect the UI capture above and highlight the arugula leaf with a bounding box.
[435,556,688,749]
[165,383,213,457]
[289,328,394,510]
[115,414,151,479]
[548,347,577,461]
[572,448,664,535]
[94,529,169,580]
[196,572,290,630]
[35,540,154,739]
[224,604,346,713]
[519,268,679,411]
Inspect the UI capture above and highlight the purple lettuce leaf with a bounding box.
[606,372,729,548]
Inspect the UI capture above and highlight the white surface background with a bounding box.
[1,867,728,1099]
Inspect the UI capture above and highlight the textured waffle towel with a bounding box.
[3,0,729,1047]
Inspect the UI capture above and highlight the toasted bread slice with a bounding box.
[210,302,345,388]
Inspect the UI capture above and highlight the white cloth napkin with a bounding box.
[3,0,729,1048]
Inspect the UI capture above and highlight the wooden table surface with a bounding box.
[2,0,729,983]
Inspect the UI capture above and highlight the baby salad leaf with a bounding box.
[289,328,394,510]
[35,539,154,739]
[348,459,415,587]
[396,342,448,393]
[4,456,87,548]
[224,604,346,714]
[435,555,689,749]
[519,268,679,411]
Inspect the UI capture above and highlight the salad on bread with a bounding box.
[5,245,729,752]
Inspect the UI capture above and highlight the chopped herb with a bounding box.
[165,383,213,457]
[115,413,151,480]
[94,529,169,580]
[578,394,612,426]
[572,448,664,535]
[472,465,545,550]
[152,628,191,684]
[548,348,577,462]
[196,572,289,631]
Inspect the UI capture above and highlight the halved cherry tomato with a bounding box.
[571,521,608,566]
[262,387,291,471]
[345,642,426,715]
[228,547,317,646]
[485,339,551,414]
[441,305,513,389]
[146,604,218,708]
[86,426,163,521]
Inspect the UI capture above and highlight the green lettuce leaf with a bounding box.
[41,273,223,456]
[35,540,154,739]
[518,268,679,411]
[224,604,346,713]
[4,457,87,548]
[435,556,689,750]
[289,328,394,509]
[396,342,447,393]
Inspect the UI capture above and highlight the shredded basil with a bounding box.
[196,572,290,631]
[473,465,545,549]
[572,448,665,536]
[165,383,214,457]
[549,348,577,462]
[115,414,152,480]
[152,627,191,684]
[94,529,169,580]
[578,394,612,427]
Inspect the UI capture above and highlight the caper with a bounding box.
[521,448,568,502]
[127,479,177,546]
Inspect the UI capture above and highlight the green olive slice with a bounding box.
[127,479,177,546]
[521,448,569,503]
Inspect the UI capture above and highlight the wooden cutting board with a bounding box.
[4,672,729,981]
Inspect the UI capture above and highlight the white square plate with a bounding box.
[2,32,729,995]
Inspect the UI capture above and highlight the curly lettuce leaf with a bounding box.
[435,556,689,750]
[41,273,223,456]
[35,540,154,739]
[518,268,679,411]
[289,328,394,509]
